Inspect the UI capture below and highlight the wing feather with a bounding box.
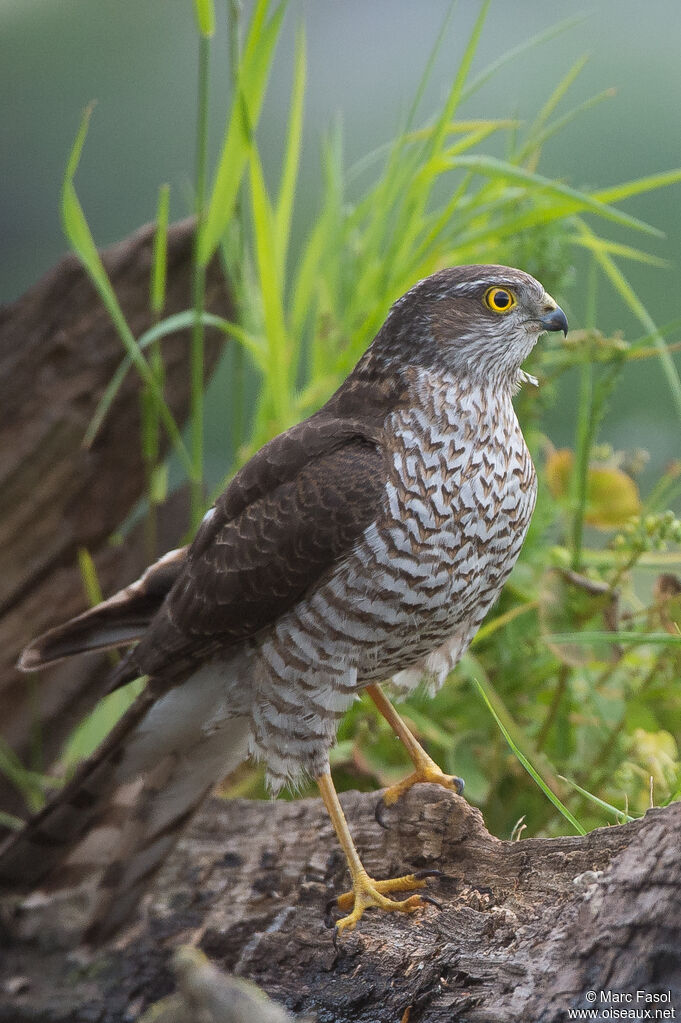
[132,419,387,679]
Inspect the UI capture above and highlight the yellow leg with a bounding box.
[316,771,431,933]
[366,684,464,807]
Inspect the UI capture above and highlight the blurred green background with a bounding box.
[2,0,680,488]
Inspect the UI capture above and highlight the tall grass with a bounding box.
[10,0,681,840]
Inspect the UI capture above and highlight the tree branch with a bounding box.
[0,219,233,820]
[2,787,679,1021]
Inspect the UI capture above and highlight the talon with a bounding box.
[332,870,444,934]
[381,765,466,808]
[412,868,447,881]
[324,896,340,928]
[375,797,391,830]
[418,893,443,911]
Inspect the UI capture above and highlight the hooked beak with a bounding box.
[540,305,568,337]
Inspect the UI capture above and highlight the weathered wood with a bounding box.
[1,787,679,1021]
[0,220,233,820]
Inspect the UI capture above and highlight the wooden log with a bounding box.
[0,219,233,820]
[1,787,679,1021]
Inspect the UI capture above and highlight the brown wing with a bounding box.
[132,417,387,679]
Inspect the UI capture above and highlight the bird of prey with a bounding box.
[0,264,567,941]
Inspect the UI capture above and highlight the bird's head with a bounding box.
[368,264,567,389]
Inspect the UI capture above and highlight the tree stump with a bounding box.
[1,787,679,1021]
[0,219,232,820]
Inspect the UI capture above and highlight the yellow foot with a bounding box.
[332,870,437,934]
[382,762,465,808]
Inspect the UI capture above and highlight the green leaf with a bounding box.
[557,775,635,822]
[546,449,641,527]
[150,183,170,317]
[84,311,265,448]
[593,167,681,205]
[462,14,588,102]
[570,232,668,268]
[574,218,681,427]
[274,24,306,283]
[0,738,61,814]
[0,810,25,832]
[249,147,291,425]
[61,106,193,476]
[193,0,215,37]
[547,632,681,647]
[527,53,590,142]
[77,547,103,607]
[446,155,663,236]
[150,463,169,505]
[519,87,616,164]
[198,0,287,265]
[473,678,586,835]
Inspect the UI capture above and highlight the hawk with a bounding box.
[0,265,567,941]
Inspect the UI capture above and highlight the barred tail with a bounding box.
[0,671,250,945]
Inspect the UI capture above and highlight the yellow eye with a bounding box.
[484,286,517,313]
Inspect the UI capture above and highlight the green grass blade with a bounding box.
[150,184,170,317]
[558,775,635,822]
[546,632,681,647]
[0,738,61,813]
[445,122,515,157]
[593,167,681,205]
[345,1,492,314]
[518,88,616,164]
[290,210,331,342]
[526,53,589,142]
[570,232,668,268]
[61,106,193,476]
[574,218,681,425]
[462,15,587,102]
[193,0,215,37]
[473,678,586,835]
[0,810,25,832]
[350,1,459,266]
[403,0,456,133]
[446,155,663,236]
[198,0,287,265]
[427,0,491,160]
[77,547,104,605]
[274,23,306,283]
[249,147,291,425]
[84,311,265,448]
[346,119,517,184]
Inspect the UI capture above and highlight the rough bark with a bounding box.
[0,219,233,820]
[1,787,679,1022]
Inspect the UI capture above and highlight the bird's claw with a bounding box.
[327,869,442,935]
[375,767,465,828]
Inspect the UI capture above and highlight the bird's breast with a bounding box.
[376,374,537,610]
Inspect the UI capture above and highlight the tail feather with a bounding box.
[0,688,156,891]
[0,666,250,944]
[18,546,187,671]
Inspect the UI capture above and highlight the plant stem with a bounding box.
[570,259,598,570]
[228,0,246,459]
[191,32,211,528]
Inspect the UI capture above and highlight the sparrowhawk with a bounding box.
[0,264,567,940]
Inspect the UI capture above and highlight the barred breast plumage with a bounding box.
[249,367,536,789]
[1,264,566,941]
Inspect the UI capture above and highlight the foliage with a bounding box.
[7,0,681,843]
